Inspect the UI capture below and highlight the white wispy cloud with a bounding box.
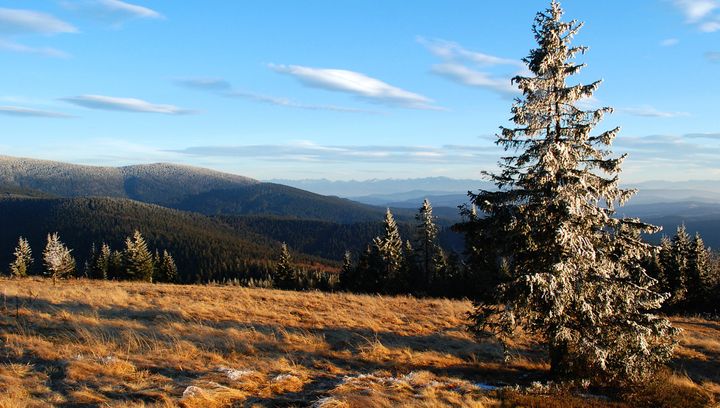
[684,132,720,139]
[431,63,519,96]
[0,8,76,57]
[418,37,522,97]
[700,20,720,31]
[63,0,163,25]
[62,95,193,115]
[174,78,232,91]
[673,0,718,21]
[0,8,78,35]
[671,0,720,32]
[616,133,720,173]
[0,39,69,58]
[172,142,498,164]
[706,51,720,62]
[175,76,376,113]
[269,64,441,110]
[418,37,524,68]
[224,90,380,114]
[576,95,602,110]
[660,38,680,46]
[622,106,690,118]
[0,106,74,118]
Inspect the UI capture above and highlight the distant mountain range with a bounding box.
[272,176,720,248]
[272,176,720,202]
[269,177,495,198]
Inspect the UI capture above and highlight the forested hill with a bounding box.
[0,155,420,223]
[175,183,399,223]
[0,155,257,206]
[0,196,335,283]
[218,215,464,261]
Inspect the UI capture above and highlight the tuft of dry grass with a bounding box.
[0,277,717,406]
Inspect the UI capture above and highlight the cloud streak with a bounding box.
[174,78,232,91]
[431,63,519,96]
[175,76,382,113]
[0,39,69,58]
[0,106,74,118]
[671,0,720,32]
[418,37,524,68]
[223,90,380,113]
[269,64,441,110]
[621,106,690,118]
[0,8,78,35]
[418,37,522,97]
[63,0,163,25]
[0,8,76,57]
[62,95,193,115]
[172,142,497,164]
[616,133,720,170]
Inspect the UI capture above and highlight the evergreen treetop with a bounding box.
[43,232,76,283]
[124,230,154,282]
[9,237,33,277]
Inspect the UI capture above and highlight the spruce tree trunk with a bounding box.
[549,341,569,380]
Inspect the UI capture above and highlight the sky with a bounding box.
[0,0,718,182]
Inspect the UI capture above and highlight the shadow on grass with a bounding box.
[0,293,548,405]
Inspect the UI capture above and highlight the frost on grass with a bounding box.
[316,370,497,407]
[273,373,299,382]
[182,385,205,398]
[217,366,255,381]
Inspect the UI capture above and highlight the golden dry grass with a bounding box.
[0,278,717,407]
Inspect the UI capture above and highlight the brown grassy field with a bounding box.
[0,278,717,407]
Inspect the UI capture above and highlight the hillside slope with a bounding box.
[0,197,334,282]
[220,215,464,261]
[0,156,398,223]
[0,155,257,205]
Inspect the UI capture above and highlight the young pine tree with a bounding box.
[353,244,384,293]
[43,233,75,283]
[399,240,417,294]
[155,250,178,283]
[655,236,674,293]
[107,246,124,280]
[687,233,711,310]
[274,242,296,289]
[9,237,33,277]
[85,243,107,280]
[668,225,692,306]
[124,230,155,282]
[373,208,405,293]
[414,199,442,291]
[339,250,355,290]
[461,1,676,385]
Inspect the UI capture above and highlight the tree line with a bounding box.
[647,224,720,315]
[6,230,178,284]
[0,197,337,284]
[336,200,471,297]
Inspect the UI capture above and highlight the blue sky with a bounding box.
[0,0,718,182]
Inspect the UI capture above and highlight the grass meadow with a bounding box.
[0,278,717,407]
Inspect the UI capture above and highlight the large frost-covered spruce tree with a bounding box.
[463,0,677,385]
